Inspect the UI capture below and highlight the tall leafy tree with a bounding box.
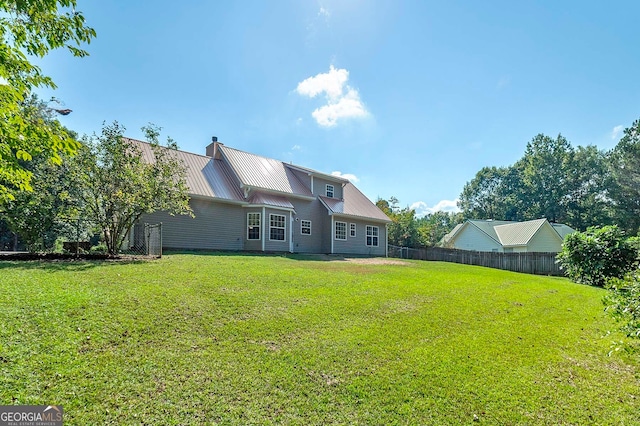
[72,122,192,255]
[1,95,85,251]
[608,118,640,234]
[517,134,574,223]
[0,0,95,203]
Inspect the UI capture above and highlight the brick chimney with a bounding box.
[206,136,223,159]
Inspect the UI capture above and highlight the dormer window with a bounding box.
[326,184,334,198]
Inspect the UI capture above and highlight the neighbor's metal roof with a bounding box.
[319,183,391,223]
[219,145,313,197]
[551,223,575,239]
[467,220,515,242]
[128,138,244,202]
[494,218,548,246]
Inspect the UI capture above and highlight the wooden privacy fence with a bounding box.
[388,245,564,276]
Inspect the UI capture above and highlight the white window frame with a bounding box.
[269,214,286,241]
[349,223,356,238]
[301,220,312,236]
[335,221,347,240]
[247,212,261,240]
[326,184,334,198]
[366,225,379,247]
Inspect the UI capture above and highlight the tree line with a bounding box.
[379,119,640,249]
[459,125,640,234]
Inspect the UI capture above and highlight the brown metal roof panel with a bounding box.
[320,184,390,222]
[125,138,244,201]
[248,192,295,209]
[220,146,313,196]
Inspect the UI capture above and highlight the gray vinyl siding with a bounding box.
[264,208,290,252]
[141,198,244,250]
[332,217,387,256]
[291,199,326,253]
[244,208,262,251]
[290,169,312,190]
[312,177,343,199]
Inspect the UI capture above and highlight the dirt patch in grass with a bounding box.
[342,257,410,266]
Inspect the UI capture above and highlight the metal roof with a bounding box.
[247,192,295,209]
[319,183,391,223]
[467,220,515,242]
[129,138,389,223]
[551,223,575,239]
[127,138,244,202]
[219,146,313,197]
[494,218,548,246]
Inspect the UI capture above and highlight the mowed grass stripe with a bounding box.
[0,254,637,424]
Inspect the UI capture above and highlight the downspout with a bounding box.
[310,175,314,194]
[261,206,266,252]
[385,223,389,257]
[289,211,293,253]
[330,215,334,254]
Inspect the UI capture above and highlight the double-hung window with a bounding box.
[349,223,356,238]
[247,213,261,240]
[326,184,334,198]
[301,220,311,235]
[335,221,347,240]
[366,225,379,247]
[269,214,286,241]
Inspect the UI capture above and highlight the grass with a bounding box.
[0,254,638,424]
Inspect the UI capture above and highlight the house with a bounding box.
[133,138,391,255]
[440,218,575,253]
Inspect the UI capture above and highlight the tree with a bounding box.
[556,226,638,287]
[458,133,612,231]
[417,211,464,247]
[604,272,640,341]
[0,0,95,203]
[376,197,421,248]
[608,118,640,234]
[458,166,524,221]
[72,122,192,255]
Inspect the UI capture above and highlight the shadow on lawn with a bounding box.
[0,255,153,272]
[164,250,354,262]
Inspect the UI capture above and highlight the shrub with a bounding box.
[604,273,640,340]
[557,225,638,287]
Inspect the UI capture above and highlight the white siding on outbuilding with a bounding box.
[452,224,503,252]
[527,223,563,252]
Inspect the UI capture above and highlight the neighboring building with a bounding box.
[440,218,575,253]
[133,138,391,255]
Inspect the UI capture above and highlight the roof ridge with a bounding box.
[123,137,214,160]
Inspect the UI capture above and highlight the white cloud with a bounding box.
[296,65,369,127]
[410,199,460,217]
[296,65,348,101]
[611,124,624,140]
[331,171,359,183]
[318,6,330,18]
[292,144,301,151]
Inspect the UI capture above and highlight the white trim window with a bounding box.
[349,223,356,238]
[335,221,347,240]
[269,214,286,241]
[366,225,379,247]
[247,213,261,240]
[326,184,334,198]
[301,220,312,235]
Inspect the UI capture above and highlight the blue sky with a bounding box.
[37,1,640,216]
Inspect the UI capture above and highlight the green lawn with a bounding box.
[0,254,638,424]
